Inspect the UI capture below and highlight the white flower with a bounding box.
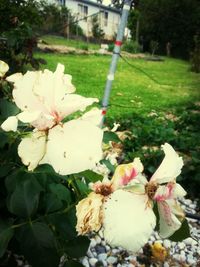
[1,116,18,132]
[76,192,104,235]
[103,190,156,252]
[76,157,155,253]
[0,60,9,77]
[2,64,103,174]
[4,64,98,131]
[127,143,186,238]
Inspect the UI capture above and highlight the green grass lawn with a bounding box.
[41,35,100,50]
[36,52,200,119]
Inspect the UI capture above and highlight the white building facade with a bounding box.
[56,0,121,40]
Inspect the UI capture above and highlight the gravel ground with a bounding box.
[81,198,200,267]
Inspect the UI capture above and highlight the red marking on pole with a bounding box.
[102,110,107,115]
[115,40,122,46]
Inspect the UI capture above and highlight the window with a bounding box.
[104,11,108,27]
[78,4,88,21]
[100,11,109,27]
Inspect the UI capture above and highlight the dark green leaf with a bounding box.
[0,221,14,257]
[5,169,24,193]
[168,219,190,242]
[16,222,59,267]
[0,165,12,178]
[0,99,19,119]
[63,260,83,267]
[34,164,57,174]
[43,193,63,213]
[77,170,103,183]
[8,175,42,217]
[47,209,77,241]
[49,183,71,203]
[103,131,121,144]
[64,236,90,258]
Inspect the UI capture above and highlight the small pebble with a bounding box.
[98,253,107,261]
[163,239,171,248]
[89,257,98,266]
[107,256,117,264]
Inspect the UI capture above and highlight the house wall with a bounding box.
[65,0,120,40]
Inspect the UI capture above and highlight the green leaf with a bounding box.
[47,211,77,240]
[100,159,116,173]
[5,169,24,193]
[0,99,19,119]
[34,164,57,174]
[0,165,12,178]
[49,183,71,203]
[64,236,90,258]
[168,219,190,242]
[43,193,63,213]
[0,221,14,258]
[63,260,83,267]
[103,131,121,144]
[16,222,59,267]
[8,175,42,217]
[77,170,103,183]
[75,180,90,196]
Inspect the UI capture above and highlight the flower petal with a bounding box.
[79,108,103,126]
[41,119,103,175]
[76,192,104,235]
[17,110,41,123]
[0,60,9,77]
[151,143,183,184]
[18,131,46,171]
[111,158,144,190]
[1,116,18,132]
[157,200,182,238]
[12,71,47,113]
[6,73,23,83]
[173,183,187,198]
[56,94,99,120]
[103,189,156,252]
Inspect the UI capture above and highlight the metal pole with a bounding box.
[101,0,132,126]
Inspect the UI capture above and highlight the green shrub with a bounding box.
[108,43,114,52]
[122,40,141,53]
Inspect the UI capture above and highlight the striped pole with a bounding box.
[101,0,132,126]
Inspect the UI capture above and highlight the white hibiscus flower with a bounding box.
[1,64,103,175]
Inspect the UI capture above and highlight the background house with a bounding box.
[54,0,121,40]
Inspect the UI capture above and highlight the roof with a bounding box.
[72,0,121,14]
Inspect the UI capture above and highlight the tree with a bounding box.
[91,15,105,40]
[134,0,200,58]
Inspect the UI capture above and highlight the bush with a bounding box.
[108,43,114,52]
[122,40,141,53]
